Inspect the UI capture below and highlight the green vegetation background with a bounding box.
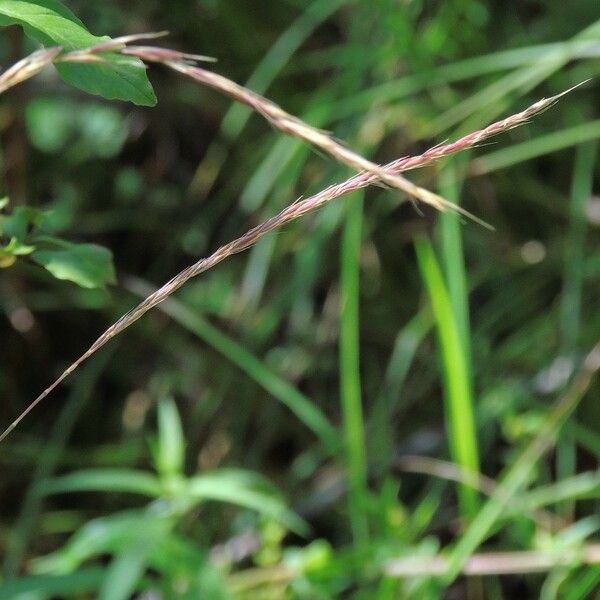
[1,0,600,598]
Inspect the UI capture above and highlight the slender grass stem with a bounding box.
[557,141,598,518]
[340,191,369,544]
[415,237,479,518]
[438,156,479,521]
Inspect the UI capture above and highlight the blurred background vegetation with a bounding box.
[1,0,600,598]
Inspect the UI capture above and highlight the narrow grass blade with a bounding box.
[439,157,472,361]
[340,191,369,544]
[332,39,600,120]
[520,471,600,511]
[40,469,163,497]
[563,566,600,600]
[557,141,598,518]
[415,237,479,518]
[560,142,597,355]
[368,309,433,474]
[427,18,600,136]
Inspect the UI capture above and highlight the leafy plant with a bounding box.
[0,198,116,289]
[0,0,155,104]
[14,398,303,599]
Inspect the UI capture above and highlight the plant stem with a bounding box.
[340,191,369,544]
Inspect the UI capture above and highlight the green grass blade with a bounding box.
[560,142,597,356]
[340,191,369,544]
[333,38,600,121]
[519,471,600,511]
[427,18,600,136]
[415,237,479,518]
[562,567,600,600]
[40,469,163,497]
[156,397,186,478]
[368,309,432,474]
[439,157,471,356]
[557,141,598,517]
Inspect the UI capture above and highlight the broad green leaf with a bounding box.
[0,0,156,106]
[156,398,185,477]
[32,241,116,289]
[0,196,8,210]
[31,511,173,575]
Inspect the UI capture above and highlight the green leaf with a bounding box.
[156,398,186,478]
[187,469,308,534]
[0,0,156,106]
[1,205,44,240]
[0,196,8,210]
[98,523,168,600]
[2,236,35,255]
[0,568,106,599]
[31,510,172,575]
[32,241,116,289]
[40,469,163,497]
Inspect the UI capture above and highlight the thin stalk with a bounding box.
[386,544,600,577]
[557,141,598,518]
[60,35,453,213]
[560,142,597,358]
[340,191,368,545]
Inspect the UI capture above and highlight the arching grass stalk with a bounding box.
[0,76,584,441]
[71,35,454,214]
